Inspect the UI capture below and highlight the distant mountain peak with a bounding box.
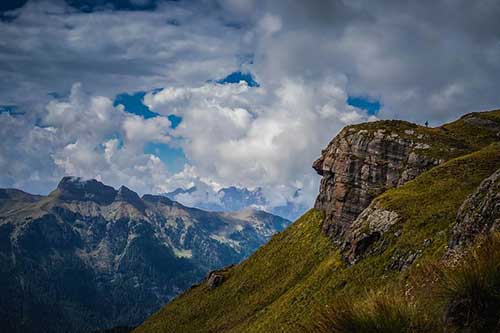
[116,185,145,211]
[164,185,306,221]
[55,177,149,210]
[56,176,117,204]
[141,193,174,205]
[166,186,197,197]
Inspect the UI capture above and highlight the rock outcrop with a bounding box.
[449,168,500,250]
[341,203,400,264]
[313,121,440,240]
[206,271,225,289]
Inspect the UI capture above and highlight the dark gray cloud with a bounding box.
[0,0,245,106]
[4,0,498,121]
[251,0,500,124]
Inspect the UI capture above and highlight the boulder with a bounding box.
[449,168,500,251]
[206,272,225,289]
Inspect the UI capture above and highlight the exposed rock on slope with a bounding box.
[0,177,290,333]
[341,203,400,265]
[449,167,500,250]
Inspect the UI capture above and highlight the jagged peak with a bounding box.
[57,176,107,190]
[117,185,139,199]
[142,194,175,205]
[50,176,183,210]
[55,176,117,205]
[55,177,152,211]
[116,185,146,211]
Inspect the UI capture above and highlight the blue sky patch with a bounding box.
[347,96,381,116]
[217,71,259,87]
[0,105,23,115]
[115,90,186,172]
[114,91,159,119]
[103,133,124,149]
[144,142,186,173]
[168,114,182,129]
[115,90,183,129]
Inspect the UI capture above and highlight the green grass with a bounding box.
[134,110,500,332]
[135,209,339,333]
[135,142,500,333]
[437,234,500,332]
[316,233,500,333]
[374,143,500,262]
[314,291,438,333]
[442,109,500,151]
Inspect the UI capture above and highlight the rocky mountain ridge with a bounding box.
[0,177,290,333]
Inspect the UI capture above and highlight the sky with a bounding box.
[1,0,500,212]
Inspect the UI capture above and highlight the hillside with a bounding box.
[135,109,500,332]
[0,178,290,333]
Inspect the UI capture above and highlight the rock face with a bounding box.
[0,177,290,333]
[449,168,500,250]
[341,203,400,264]
[313,121,439,240]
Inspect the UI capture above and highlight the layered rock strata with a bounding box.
[313,122,439,240]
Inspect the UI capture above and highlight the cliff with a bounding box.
[313,111,500,241]
[313,121,439,239]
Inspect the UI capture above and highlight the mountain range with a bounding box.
[164,185,307,222]
[0,177,290,333]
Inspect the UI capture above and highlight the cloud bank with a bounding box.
[1,0,500,214]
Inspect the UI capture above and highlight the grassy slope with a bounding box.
[135,141,500,333]
[135,110,500,332]
[135,209,337,333]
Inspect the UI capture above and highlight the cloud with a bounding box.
[1,0,500,212]
[122,115,171,147]
[259,0,500,124]
[145,76,371,208]
[0,83,174,194]
[0,0,244,106]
